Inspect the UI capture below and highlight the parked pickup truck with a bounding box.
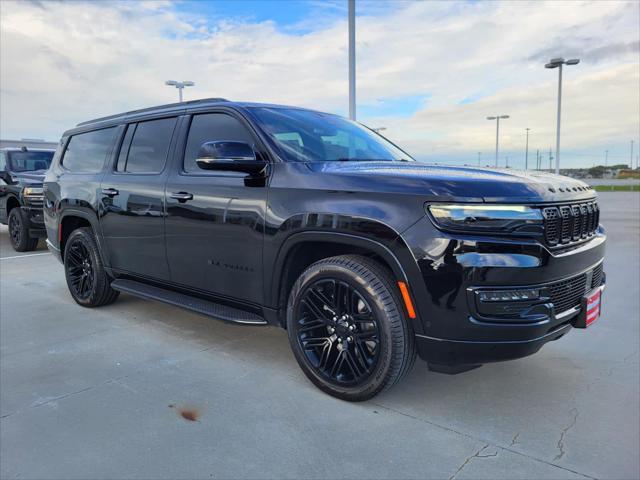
[44,98,606,401]
[1,147,54,251]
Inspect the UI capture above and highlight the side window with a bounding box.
[120,117,177,173]
[62,127,117,173]
[183,113,255,173]
[0,152,6,171]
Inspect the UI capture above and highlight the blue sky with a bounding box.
[1,0,638,168]
[174,0,344,30]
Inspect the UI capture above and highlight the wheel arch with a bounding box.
[270,231,411,327]
[59,209,110,270]
[5,194,21,215]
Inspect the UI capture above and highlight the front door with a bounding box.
[164,112,268,304]
[99,116,179,281]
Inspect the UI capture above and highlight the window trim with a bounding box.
[59,126,118,175]
[112,116,178,176]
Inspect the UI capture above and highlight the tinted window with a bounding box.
[184,114,254,172]
[63,128,117,173]
[123,118,177,173]
[250,107,411,163]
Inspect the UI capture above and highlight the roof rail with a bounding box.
[76,97,230,127]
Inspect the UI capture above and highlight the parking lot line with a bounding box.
[0,252,51,261]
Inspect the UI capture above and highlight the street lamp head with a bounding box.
[487,116,497,120]
[182,81,195,87]
[565,58,580,65]
[165,80,177,86]
[499,115,510,119]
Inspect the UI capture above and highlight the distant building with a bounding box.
[0,138,58,150]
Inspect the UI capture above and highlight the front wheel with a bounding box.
[287,255,416,401]
[8,208,38,252]
[63,227,119,307]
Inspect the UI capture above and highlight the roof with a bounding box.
[74,98,320,131]
[76,97,231,127]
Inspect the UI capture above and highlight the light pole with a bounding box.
[525,128,530,170]
[165,80,195,102]
[605,150,608,167]
[545,57,580,174]
[630,140,634,168]
[348,0,356,120]
[477,151,481,166]
[487,115,509,167]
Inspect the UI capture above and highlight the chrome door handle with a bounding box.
[170,192,193,202]
[101,188,119,197]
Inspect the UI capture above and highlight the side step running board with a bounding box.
[111,279,267,325]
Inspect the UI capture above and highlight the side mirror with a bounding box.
[196,141,266,175]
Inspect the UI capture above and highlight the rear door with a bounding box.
[99,116,179,281]
[164,111,268,304]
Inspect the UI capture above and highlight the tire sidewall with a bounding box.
[287,261,399,401]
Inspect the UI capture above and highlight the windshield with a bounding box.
[250,107,412,163]
[7,151,54,172]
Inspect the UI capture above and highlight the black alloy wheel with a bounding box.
[66,238,95,300]
[63,227,119,307]
[295,278,380,386]
[287,255,416,401]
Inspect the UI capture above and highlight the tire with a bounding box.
[63,227,119,307]
[8,208,38,252]
[286,255,416,401]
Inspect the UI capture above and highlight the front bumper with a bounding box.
[399,217,606,366]
[20,205,46,238]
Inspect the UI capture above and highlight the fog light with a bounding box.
[478,289,540,303]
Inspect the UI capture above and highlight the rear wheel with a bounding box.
[287,255,416,401]
[8,208,38,252]
[63,227,119,307]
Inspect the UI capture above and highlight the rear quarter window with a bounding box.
[62,127,117,173]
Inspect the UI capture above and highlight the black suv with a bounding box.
[1,147,55,251]
[44,99,606,401]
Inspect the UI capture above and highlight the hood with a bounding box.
[12,170,46,185]
[311,162,596,203]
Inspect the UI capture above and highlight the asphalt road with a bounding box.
[1,192,638,480]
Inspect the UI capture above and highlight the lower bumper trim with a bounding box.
[415,323,572,365]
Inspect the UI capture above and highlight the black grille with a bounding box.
[591,263,604,289]
[547,274,587,314]
[542,201,599,247]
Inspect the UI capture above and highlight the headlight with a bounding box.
[426,204,543,233]
[23,186,44,196]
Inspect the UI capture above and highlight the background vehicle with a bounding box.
[44,98,606,401]
[0,147,55,251]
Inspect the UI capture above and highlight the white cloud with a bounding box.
[1,0,638,167]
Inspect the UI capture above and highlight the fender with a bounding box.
[59,207,114,276]
[268,228,427,334]
[1,193,21,222]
